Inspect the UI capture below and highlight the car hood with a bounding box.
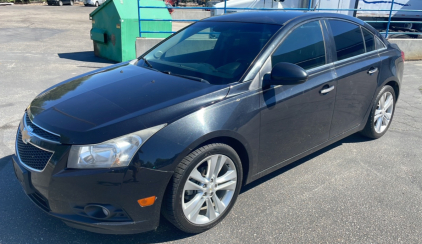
[28,63,229,144]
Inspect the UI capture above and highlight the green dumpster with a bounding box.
[89,0,172,62]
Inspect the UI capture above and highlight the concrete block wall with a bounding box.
[388,39,422,61]
[171,10,211,20]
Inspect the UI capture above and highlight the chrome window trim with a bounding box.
[306,62,333,74]
[360,25,387,50]
[326,17,387,61]
[24,113,61,144]
[254,17,388,87]
[360,26,367,53]
[333,49,381,66]
[269,19,329,70]
[15,125,54,173]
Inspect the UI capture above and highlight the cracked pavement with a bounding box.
[1,5,422,244]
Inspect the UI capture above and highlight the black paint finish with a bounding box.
[13,11,404,234]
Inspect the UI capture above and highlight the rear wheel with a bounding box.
[95,1,99,6]
[58,0,63,6]
[70,0,74,5]
[360,85,396,139]
[162,143,242,233]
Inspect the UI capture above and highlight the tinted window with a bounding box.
[362,28,375,52]
[375,36,385,50]
[271,21,326,70]
[329,20,365,61]
[140,21,280,85]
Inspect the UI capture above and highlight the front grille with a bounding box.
[17,130,53,171]
[25,113,60,142]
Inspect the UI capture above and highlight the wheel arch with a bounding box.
[385,80,400,99]
[169,130,254,187]
[192,135,251,186]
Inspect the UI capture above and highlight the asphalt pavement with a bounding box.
[1,5,422,244]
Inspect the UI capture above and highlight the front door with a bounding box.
[258,20,337,172]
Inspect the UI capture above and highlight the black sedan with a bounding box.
[13,11,404,234]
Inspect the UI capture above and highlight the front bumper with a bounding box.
[12,154,173,234]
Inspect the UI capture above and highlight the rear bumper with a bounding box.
[12,155,173,234]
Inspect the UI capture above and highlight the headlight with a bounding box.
[68,124,166,169]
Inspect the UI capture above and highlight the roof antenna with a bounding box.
[313,0,321,11]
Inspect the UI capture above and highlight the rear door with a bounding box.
[327,19,382,137]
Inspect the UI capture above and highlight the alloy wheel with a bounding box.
[374,91,394,133]
[182,154,237,225]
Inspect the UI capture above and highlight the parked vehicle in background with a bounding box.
[356,0,422,36]
[166,3,174,14]
[83,0,105,7]
[47,0,74,6]
[212,0,284,15]
[166,0,177,6]
[206,0,222,11]
[210,0,422,36]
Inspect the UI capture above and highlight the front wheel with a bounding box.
[58,0,63,6]
[70,0,73,5]
[94,1,99,6]
[162,143,242,233]
[360,85,396,139]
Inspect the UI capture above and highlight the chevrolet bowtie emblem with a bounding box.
[21,125,34,144]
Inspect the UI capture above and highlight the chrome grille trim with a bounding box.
[24,113,61,144]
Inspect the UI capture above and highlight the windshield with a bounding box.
[137,21,281,85]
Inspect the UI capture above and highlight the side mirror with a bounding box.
[263,62,308,87]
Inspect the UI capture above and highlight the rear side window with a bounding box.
[375,37,385,50]
[271,21,326,70]
[329,20,365,61]
[362,28,375,52]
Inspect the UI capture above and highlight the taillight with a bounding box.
[401,51,405,62]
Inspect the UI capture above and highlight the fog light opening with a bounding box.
[84,205,111,219]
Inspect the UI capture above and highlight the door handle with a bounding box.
[320,85,335,94]
[368,67,378,74]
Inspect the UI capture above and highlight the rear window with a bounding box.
[329,20,365,61]
[362,28,375,52]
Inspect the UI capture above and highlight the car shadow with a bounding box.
[58,51,116,64]
[0,133,371,243]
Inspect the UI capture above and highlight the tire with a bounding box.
[94,1,99,7]
[58,0,63,6]
[70,0,73,5]
[84,3,88,6]
[162,143,243,233]
[360,85,396,139]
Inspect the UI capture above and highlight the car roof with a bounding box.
[202,11,365,26]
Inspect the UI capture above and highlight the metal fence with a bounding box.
[138,0,422,38]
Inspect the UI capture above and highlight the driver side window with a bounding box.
[271,21,326,70]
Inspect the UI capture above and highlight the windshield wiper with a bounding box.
[163,71,210,84]
[140,57,154,69]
